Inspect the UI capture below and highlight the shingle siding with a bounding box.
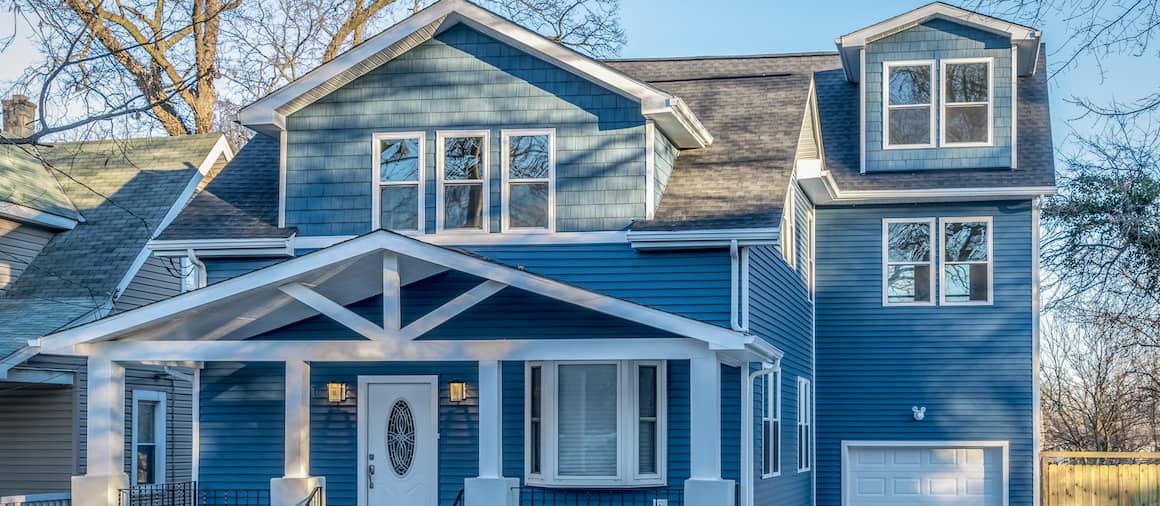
[653,130,677,212]
[864,19,1013,171]
[0,218,54,294]
[813,200,1035,506]
[284,24,647,236]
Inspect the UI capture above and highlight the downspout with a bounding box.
[186,248,208,290]
[730,240,744,331]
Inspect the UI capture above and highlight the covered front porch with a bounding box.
[38,232,780,506]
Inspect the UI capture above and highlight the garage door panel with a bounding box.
[847,446,1003,506]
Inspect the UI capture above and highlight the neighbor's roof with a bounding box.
[0,144,80,222]
[0,133,224,356]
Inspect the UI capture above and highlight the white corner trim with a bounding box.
[191,368,200,483]
[1031,197,1043,506]
[840,440,1010,506]
[1011,47,1019,169]
[859,48,866,172]
[278,130,288,228]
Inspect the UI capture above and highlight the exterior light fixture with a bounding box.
[449,380,468,403]
[327,382,348,403]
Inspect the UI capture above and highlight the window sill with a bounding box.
[941,142,994,148]
[881,143,936,150]
[761,472,780,479]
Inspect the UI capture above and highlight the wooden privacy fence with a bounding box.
[1042,451,1160,506]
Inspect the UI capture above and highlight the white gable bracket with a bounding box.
[279,283,389,341]
[400,280,507,340]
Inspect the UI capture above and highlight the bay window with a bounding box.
[883,61,934,148]
[437,131,489,231]
[941,217,993,304]
[883,218,935,305]
[942,58,992,146]
[526,361,666,487]
[373,132,424,232]
[502,129,555,231]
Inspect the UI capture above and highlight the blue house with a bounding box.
[36,2,1054,506]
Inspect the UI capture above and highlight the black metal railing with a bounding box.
[305,486,324,506]
[451,489,465,506]
[0,493,71,506]
[118,483,270,506]
[520,486,683,506]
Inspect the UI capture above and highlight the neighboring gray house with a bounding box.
[0,98,231,501]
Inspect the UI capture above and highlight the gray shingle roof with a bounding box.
[0,144,80,220]
[0,133,223,357]
[159,133,293,240]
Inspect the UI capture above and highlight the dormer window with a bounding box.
[942,58,992,146]
[373,132,424,233]
[883,61,934,149]
[502,129,555,232]
[437,131,489,232]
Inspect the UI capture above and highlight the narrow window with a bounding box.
[781,188,796,267]
[942,218,993,304]
[637,364,659,475]
[529,364,543,475]
[761,370,781,478]
[884,61,934,148]
[942,59,992,145]
[502,130,554,231]
[803,206,815,297]
[797,378,812,472]
[132,391,167,484]
[883,219,935,305]
[437,132,488,232]
[373,133,424,233]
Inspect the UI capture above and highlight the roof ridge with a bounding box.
[603,51,840,63]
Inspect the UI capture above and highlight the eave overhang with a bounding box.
[795,158,1057,205]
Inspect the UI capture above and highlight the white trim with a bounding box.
[371,131,426,234]
[840,440,1010,506]
[1,367,73,384]
[279,282,388,340]
[149,237,294,257]
[278,130,287,228]
[235,0,711,148]
[399,280,506,340]
[859,48,866,173]
[357,375,439,506]
[740,246,750,331]
[797,166,1056,205]
[0,345,42,379]
[741,361,777,506]
[295,231,627,249]
[1011,48,1019,168]
[882,218,936,307]
[1031,198,1042,506]
[628,228,779,250]
[131,390,168,485]
[940,58,994,148]
[882,60,936,150]
[436,130,490,233]
[192,368,200,483]
[781,187,797,267]
[939,216,995,306]
[644,121,656,220]
[500,128,556,233]
[796,377,812,472]
[0,202,78,230]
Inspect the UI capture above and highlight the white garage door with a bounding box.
[846,445,1004,506]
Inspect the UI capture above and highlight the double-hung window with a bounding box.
[942,58,992,146]
[796,378,812,472]
[373,132,424,233]
[941,217,993,304]
[761,369,781,478]
[883,218,935,305]
[437,131,488,232]
[502,129,555,231]
[526,361,666,487]
[884,61,935,148]
[132,390,167,484]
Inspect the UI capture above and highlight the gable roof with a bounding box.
[609,53,839,231]
[0,133,229,361]
[0,144,81,228]
[835,2,1042,81]
[236,0,711,148]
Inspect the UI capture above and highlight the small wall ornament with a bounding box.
[912,406,926,421]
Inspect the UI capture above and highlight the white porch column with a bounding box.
[271,361,325,505]
[71,357,129,506]
[465,360,518,506]
[684,355,735,506]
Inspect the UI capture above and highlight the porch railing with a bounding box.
[520,486,684,506]
[0,493,71,506]
[117,482,271,506]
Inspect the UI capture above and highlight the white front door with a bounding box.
[361,376,438,506]
[845,444,1005,506]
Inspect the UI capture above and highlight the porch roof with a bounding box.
[37,230,778,359]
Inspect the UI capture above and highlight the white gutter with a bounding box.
[628,227,779,250]
[0,345,41,379]
[148,236,295,257]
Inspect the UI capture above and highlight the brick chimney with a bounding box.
[2,94,36,139]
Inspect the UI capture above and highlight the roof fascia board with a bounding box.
[0,201,78,230]
[837,3,1039,47]
[626,228,779,250]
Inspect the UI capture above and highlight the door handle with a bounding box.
[369,463,376,488]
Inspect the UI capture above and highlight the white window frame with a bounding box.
[940,57,994,148]
[371,132,426,234]
[781,187,796,268]
[525,360,667,488]
[882,218,937,307]
[882,60,936,150]
[796,377,812,473]
[436,130,490,233]
[131,390,167,485]
[939,216,995,306]
[500,129,556,233]
[761,369,782,479]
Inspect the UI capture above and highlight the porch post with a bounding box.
[464,360,519,506]
[271,361,325,504]
[684,354,735,506]
[71,357,129,506]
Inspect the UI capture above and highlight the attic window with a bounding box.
[883,61,934,149]
[437,131,489,232]
[942,59,992,146]
[502,129,555,231]
[373,133,424,233]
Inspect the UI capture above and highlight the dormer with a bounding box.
[835,2,1041,172]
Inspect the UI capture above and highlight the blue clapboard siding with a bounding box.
[199,362,285,493]
[864,19,1013,171]
[465,242,732,328]
[814,200,1035,506]
[285,24,648,236]
[502,360,691,505]
[309,362,478,506]
[204,257,286,285]
[653,130,677,213]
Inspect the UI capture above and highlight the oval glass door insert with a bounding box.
[386,399,416,477]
